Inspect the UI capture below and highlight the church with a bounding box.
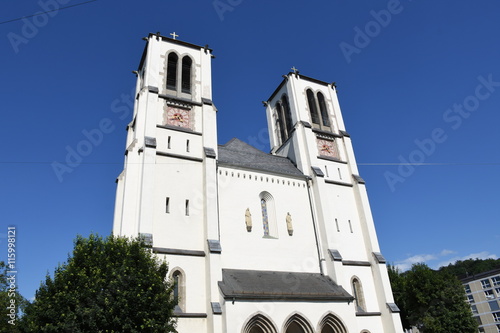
[112,32,404,333]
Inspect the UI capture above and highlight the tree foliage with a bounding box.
[20,234,177,332]
[389,263,477,333]
[0,261,28,333]
[439,258,500,279]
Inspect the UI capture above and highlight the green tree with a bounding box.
[387,264,409,329]
[0,261,28,333]
[439,258,500,279]
[389,263,477,333]
[20,234,177,332]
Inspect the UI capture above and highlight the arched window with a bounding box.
[274,94,294,145]
[259,192,277,238]
[307,89,332,131]
[261,198,270,236]
[284,314,314,333]
[282,95,293,135]
[352,277,366,313]
[318,313,347,333]
[166,53,178,90]
[171,269,186,313]
[275,102,287,144]
[242,313,277,333]
[306,89,320,125]
[181,56,192,94]
[317,92,330,127]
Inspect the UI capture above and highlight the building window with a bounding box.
[467,294,475,303]
[317,92,330,127]
[482,279,492,289]
[274,94,294,145]
[261,198,269,236]
[486,290,495,300]
[306,89,331,131]
[307,89,320,125]
[495,287,500,295]
[171,269,185,313]
[493,276,500,286]
[259,192,277,238]
[181,56,192,94]
[496,324,500,332]
[275,103,287,143]
[166,53,178,90]
[464,284,471,293]
[185,199,189,216]
[165,197,170,213]
[282,95,293,135]
[471,305,478,315]
[494,312,500,323]
[352,277,366,312]
[490,301,500,311]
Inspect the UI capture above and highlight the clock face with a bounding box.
[166,106,191,129]
[317,139,339,158]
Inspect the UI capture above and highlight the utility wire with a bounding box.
[1,161,500,166]
[0,0,98,26]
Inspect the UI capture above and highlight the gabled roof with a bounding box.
[217,138,304,178]
[218,269,354,301]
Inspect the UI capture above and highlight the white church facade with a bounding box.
[112,32,404,333]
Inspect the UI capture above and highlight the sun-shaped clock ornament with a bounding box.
[317,138,339,159]
[166,106,191,129]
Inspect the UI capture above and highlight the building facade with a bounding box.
[112,32,404,333]
[462,268,500,333]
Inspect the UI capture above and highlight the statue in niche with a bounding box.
[286,212,293,236]
[245,208,252,232]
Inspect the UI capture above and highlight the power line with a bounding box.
[1,161,500,166]
[0,0,98,26]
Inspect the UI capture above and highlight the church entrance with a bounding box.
[321,326,335,333]
[249,327,265,333]
[285,322,306,333]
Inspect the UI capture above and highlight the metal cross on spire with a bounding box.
[170,32,179,40]
[291,66,299,74]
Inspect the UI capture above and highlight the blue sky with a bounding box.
[1,0,499,300]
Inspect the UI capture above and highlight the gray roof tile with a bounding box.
[218,138,303,177]
[218,268,353,301]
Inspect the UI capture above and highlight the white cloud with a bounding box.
[393,249,495,271]
[394,253,438,271]
[436,251,498,269]
[439,249,456,256]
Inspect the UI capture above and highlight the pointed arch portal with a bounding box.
[243,313,277,333]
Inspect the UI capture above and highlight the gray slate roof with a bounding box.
[218,138,304,177]
[218,268,354,301]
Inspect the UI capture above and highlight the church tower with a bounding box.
[264,71,403,332]
[113,33,403,333]
[113,33,222,331]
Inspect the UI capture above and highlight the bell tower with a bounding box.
[264,70,403,332]
[113,33,221,330]
[113,32,217,238]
